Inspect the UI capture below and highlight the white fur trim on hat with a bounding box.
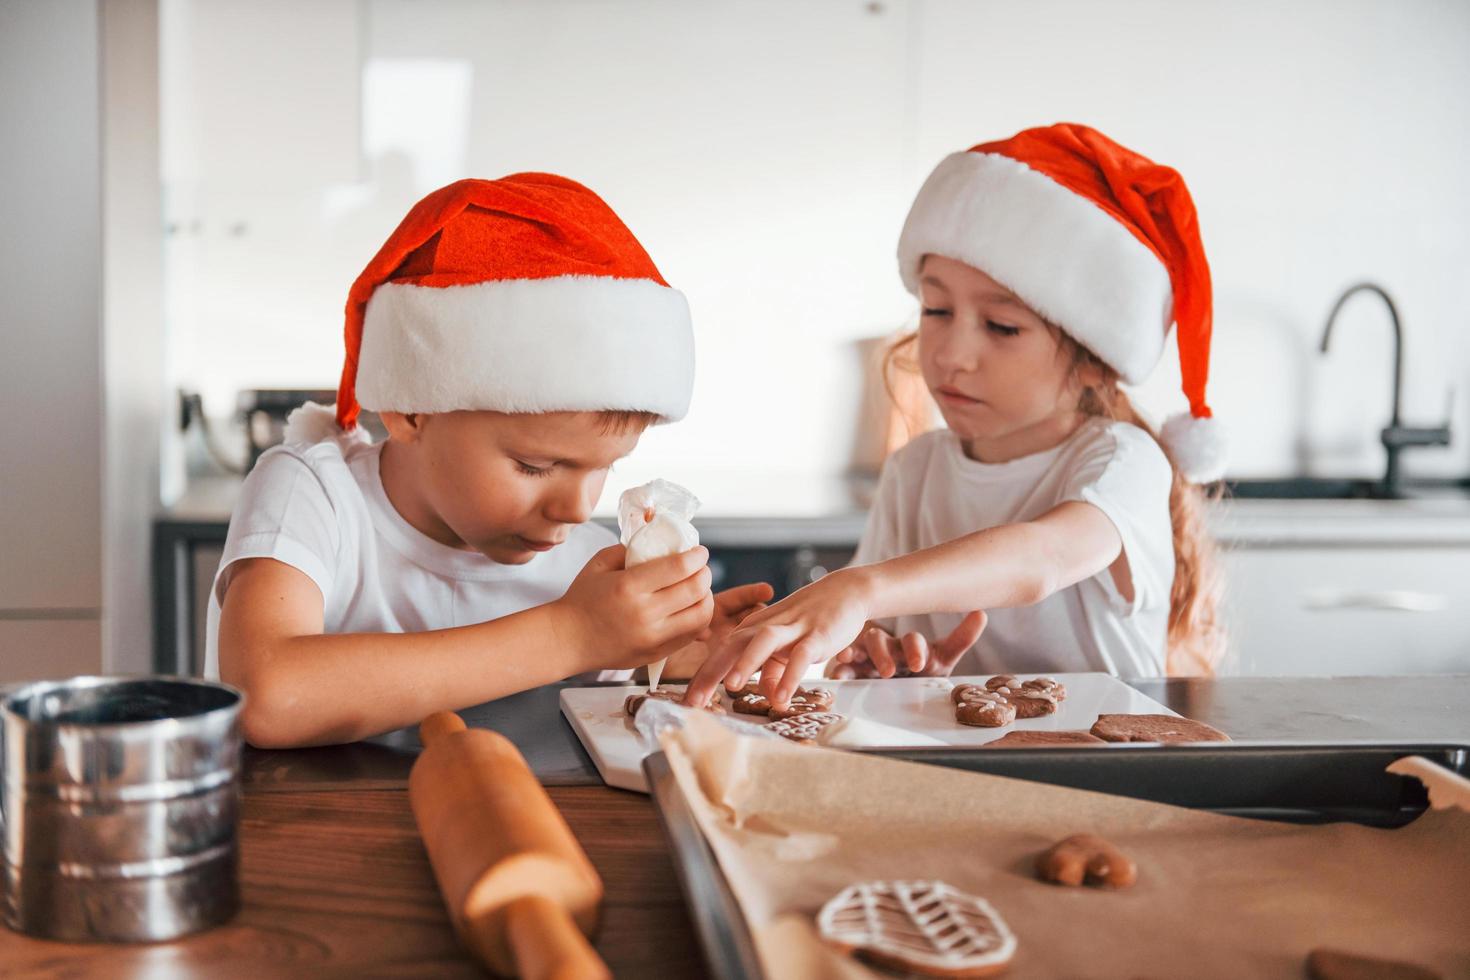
[898,151,1173,384]
[1161,413,1228,484]
[356,274,695,420]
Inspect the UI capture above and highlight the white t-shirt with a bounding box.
[203,434,622,682]
[852,419,1174,678]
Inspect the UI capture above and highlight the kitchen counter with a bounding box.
[5,676,1467,977]
[159,473,1470,549]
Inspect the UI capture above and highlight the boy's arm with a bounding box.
[687,501,1123,704]
[220,544,713,748]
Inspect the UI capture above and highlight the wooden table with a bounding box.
[5,676,1469,977]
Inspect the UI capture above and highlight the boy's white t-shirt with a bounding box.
[852,419,1174,679]
[203,435,623,682]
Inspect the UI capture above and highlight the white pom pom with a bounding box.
[1161,413,1228,484]
[282,401,370,447]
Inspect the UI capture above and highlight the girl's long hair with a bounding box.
[882,331,1226,676]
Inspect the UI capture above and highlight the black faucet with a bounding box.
[1319,282,1451,498]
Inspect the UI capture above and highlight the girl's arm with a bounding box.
[684,501,1124,707]
[220,544,713,748]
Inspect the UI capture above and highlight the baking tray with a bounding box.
[644,743,1470,980]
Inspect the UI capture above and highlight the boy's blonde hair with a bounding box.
[595,409,662,435]
[883,332,1226,676]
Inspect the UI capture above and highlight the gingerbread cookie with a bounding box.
[624,687,721,718]
[731,690,771,715]
[1089,713,1230,744]
[1035,834,1137,889]
[951,683,987,705]
[999,688,1058,719]
[1306,949,1442,980]
[623,688,682,717]
[764,711,845,744]
[817,880,1016,978]
[768,686,836,720]
[983,674,1017,692]
[956,694,1016,728]
[982,730,1105,748]
[1020,676,1066,701]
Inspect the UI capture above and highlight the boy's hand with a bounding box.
[825,613,987,679]
[657,582,775,681]
[683,568,873,709]
[554,544,714,672]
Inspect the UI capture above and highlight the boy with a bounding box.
[206,175,771,748]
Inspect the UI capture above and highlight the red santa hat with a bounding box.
[290,173,694,442]
[896,123,1226,483]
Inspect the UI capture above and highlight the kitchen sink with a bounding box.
[1222,477,1470,500]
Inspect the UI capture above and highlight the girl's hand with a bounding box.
[826,613,987,679]
[684,568,874,709]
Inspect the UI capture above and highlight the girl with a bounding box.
[686,123,1227,710]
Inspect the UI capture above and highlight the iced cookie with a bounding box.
[956,695,1016,728]
[982,730,1105,748]
[623,688,682,717]
[983,674,1017,692]
[768,686,836,720]
[817,880,1016,978]
[764,711,845,744]
[999,688,1058,719]
[951,683,987,705]
[1089,713,1230,744]
[1306,949,1442,980]
[624,688,720,718]
[1021,676,1066,701]
[731,690,771,715]
[1035,834,1137,889]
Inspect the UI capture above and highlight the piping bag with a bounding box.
[617,479,700,691]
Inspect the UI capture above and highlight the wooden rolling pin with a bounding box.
[409,711,611,979]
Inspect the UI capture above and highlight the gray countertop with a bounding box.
[241,675,1470,792]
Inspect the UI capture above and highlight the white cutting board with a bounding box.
[559,673,1178,793]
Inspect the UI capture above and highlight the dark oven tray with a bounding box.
[644,743,1470,980]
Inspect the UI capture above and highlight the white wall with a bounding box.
[162,0,1470,496]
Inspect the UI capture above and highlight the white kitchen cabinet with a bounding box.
[1215,503,1470,677]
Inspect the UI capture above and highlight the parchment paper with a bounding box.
[660,715,1470,978]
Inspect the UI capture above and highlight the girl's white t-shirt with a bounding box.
[852,419,1174,678]
[203,435,622,682]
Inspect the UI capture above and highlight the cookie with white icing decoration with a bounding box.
[998,688,1058,719]
[1021,676,1067,701]
[624,687,721,718]
[951,683,988,706]
[767,686,836,720]
[731,690,771,715]
[956,694,1015,728]
[763,711,845,744]
[817,880,1016,978]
